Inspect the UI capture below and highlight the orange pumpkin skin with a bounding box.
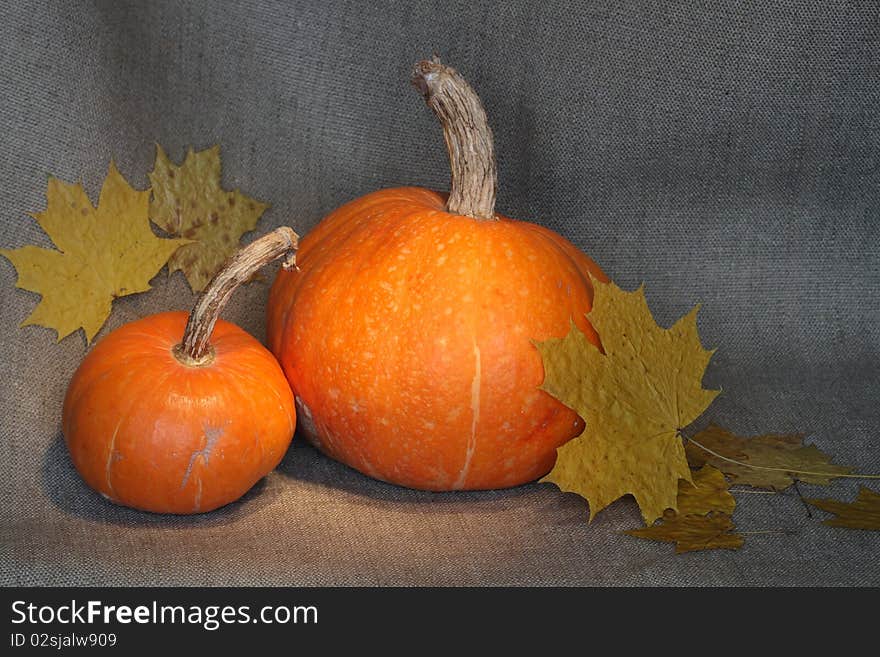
[267,187,607,490]
[63,311,296,514]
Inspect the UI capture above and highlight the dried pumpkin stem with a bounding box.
[412,57,498,220]
[175,226,299,365]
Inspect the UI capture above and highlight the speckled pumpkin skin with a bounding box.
[63,311,296,514]
[267,187,607,490]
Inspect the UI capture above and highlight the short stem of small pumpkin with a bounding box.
[174,226,299,365]
[412,57,498,220]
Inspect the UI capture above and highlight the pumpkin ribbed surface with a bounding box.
[268,187,606,490]
[63,311,296,513]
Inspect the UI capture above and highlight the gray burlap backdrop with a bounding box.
[1,1,878,586]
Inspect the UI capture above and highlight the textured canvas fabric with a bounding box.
[1,1,878,586]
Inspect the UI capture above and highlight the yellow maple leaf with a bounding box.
[626,511,743,554]
[1,162,189,342]
[625,465,742,553]
[686,423,852,489]
[676,464,735,516]
[535,279,719,524]
[148,144,269,292]
[805,487,880,531]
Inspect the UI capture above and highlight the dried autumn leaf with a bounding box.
[805,487,880,531]
[0,162,188,342]
[676,464,735,516]
[625,465,742,553]
[536,279,719,524]
[625,511,744,554]
[148,144,269,292]
[686,423,852,489]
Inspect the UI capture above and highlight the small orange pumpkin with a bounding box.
[63,227,299,513]
[267,60,607,491]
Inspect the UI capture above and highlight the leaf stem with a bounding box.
[687,437,880,480]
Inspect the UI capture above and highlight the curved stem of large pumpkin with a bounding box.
[174,226,299,365]
[412,57,498,220]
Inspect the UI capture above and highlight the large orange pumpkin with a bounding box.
[267,59,607,490]
[63,228,298,513]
